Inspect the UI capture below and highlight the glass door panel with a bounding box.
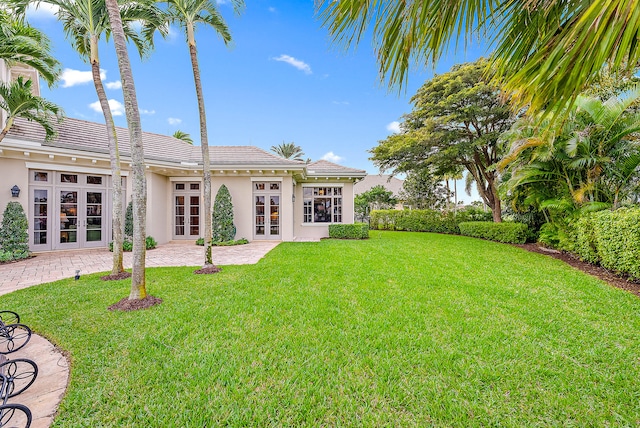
[189,196,200,236]
[60,191,78,244]
[255,196,265,236]
[175,196,185,236]
[33,189,48,245]
[270,196,280,236]
[85,191,103,243]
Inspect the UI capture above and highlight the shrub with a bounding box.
[109,236,156,252]
[592,208,640,279]
[458,221,529,244]
[0,202,29,261]
[212,238,249,246]
[329,223,369,239]
[369,209,460,234]
[145,236,157,250]
[124,201,134,237]
[195,237,205,246]
[212,185,236,243]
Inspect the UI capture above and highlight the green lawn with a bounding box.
[3,231,640,426]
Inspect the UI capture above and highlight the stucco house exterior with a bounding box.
[0,117,366,251]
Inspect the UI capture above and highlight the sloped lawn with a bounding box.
[2,231,640,426]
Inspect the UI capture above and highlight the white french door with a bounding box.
[56,189,106,250]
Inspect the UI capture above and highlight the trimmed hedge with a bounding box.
[458,221,529,244]
[567,208,640,279]
[369,208,492,234]
[329,223,369,239]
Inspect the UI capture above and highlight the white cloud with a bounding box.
[168,117,182,125]
[140,109,156,115]
[61,68,105,88]
[89,99,124,116]
[272,54,312,74]
[105,81,122,90]
[386,121,401,134]
[322,152,344,163]
[26,3,59,20]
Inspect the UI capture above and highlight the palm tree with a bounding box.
[0,76,62,142]
[164,0,244,268]
[19,0,165,278]
[317,0,640,117]
[173,130,193,144]
[104,0,149,300]
[0,9,60,85]
[271,141,305,161]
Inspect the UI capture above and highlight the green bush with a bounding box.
[370,207,493,234]
[458,221,529,244]
[329,223,369,239]
[109,236,156,252]
[0,202,30,261]
[213,238,249,246]
[195,237,205,246]
[591,208,640,279]
[212,185,236,243]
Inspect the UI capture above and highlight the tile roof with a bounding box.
[6,117,305,168]
[306,160,366,176]
[354,174,404,196]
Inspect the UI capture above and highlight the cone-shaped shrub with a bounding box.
[212,185,235,243]
[0,202,29,260]
[124,201,134,238]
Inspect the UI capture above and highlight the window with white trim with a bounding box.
[303,187,342,223]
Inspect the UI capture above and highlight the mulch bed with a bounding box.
[100,271,132,281]
[108,295,163,312]
[516,243,640,297]
[194,265,222,274]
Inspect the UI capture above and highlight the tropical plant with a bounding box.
[173,130,193,144]
[317,0,640,118]
[371,60,518,222]
[164,0,244,268]
[0,201,29,261]
[501,85,640,220]
[0,76,62,142]
[399,170,448,210]
[104,0,149,300]
[0,9,60,85]
[271,142,305,161]
[354,185,397,222]
[212,184,235,243]
[16,0,165,277]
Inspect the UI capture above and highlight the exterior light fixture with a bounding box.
[75,270,81,281]
[10,185,20,197]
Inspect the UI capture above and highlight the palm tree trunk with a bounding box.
[187,23,213,267]
[90,42,124,275]
[105,0,147,299]
[0,116,14,142]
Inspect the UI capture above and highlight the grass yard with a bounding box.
[2,231,640,426]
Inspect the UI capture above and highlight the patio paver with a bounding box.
[0,241,279,427]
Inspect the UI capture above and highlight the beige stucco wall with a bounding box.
[212,176,253,241]
[0,158,30,223]
[147,172,170,244]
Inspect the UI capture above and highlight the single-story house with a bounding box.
[353,174,405,210]
[0,117,366,251]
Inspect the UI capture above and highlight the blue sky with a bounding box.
[26,0,487,202]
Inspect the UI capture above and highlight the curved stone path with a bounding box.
[0,241,279,426]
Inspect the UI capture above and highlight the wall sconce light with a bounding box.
[10,185,20,198]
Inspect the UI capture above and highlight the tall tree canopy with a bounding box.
[370,60,517,222]
[317,0,640,116]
